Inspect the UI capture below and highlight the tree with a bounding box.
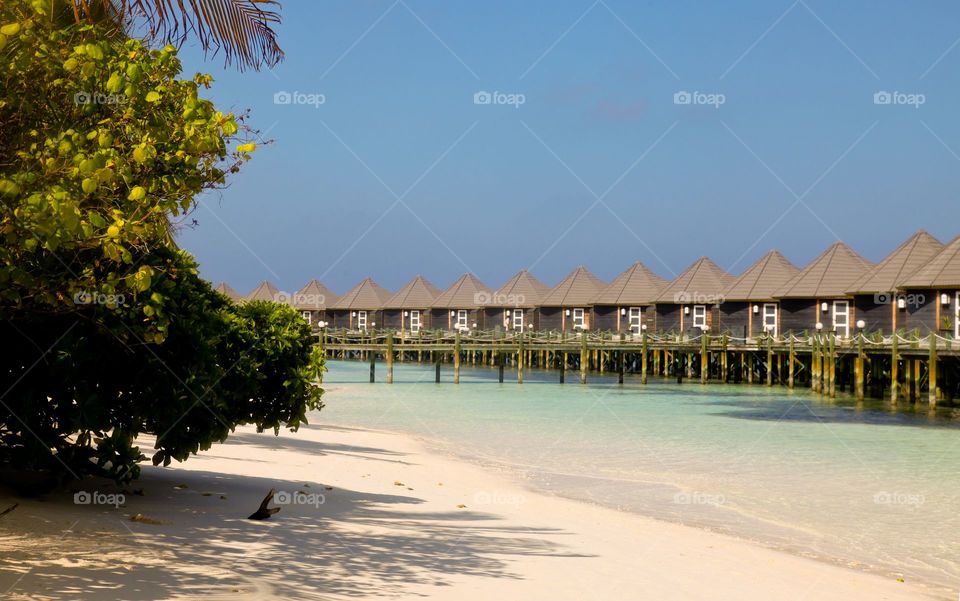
[0,0,322,483]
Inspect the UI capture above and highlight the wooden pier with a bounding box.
[320,329,960,406]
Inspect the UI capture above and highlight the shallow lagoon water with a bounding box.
[319,359,960,596]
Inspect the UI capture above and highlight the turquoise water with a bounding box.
[319,359,960,596]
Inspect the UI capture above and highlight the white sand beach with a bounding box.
[0,422,942,600]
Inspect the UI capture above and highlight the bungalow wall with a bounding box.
[430,308,484,331]
[382,309,433,331]
[903,289,959,336]
[779,299,858,337]
[538,307,563,331]
[328,309,381,330]
[779,300,814,335]
[482,307,538,332]
[592,305,619,332]
[718,303,750,337]
[853,296,893,334]
[654,304,682,333]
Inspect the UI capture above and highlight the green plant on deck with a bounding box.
[941,315,952,332]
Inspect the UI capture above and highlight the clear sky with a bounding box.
[175,0,960,297]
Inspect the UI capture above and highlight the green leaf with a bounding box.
[145,91,160,103]
[128,186,146,201]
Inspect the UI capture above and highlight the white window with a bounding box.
[692,305,707,330]
[456,309,468,330]
[357,310,367,331]
[512,309,524,330]
[628,307,642,334]
[832,300,849,338]
[409,310,421,333]
[955,293,959,339]
[301,311,312,324]
[763,303,777,337]
[572,308,585,329]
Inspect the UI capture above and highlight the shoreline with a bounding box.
[0,422,946,600]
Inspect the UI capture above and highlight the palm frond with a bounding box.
[68,0,284,71]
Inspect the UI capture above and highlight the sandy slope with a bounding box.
[0,423,942,600]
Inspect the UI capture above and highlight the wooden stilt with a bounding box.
[641,332,649,385]
[453,331,461,384]
[518,331,525,384]
[890,331,899,404]
[580,331,588,384]
[700,332,709,384]
[788,336,795,390]
[855,334,865,401]
[929,332,938,406]
[386,332,394,384]
[766,335,773,387]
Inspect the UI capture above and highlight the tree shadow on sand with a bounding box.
[0,445,590,600]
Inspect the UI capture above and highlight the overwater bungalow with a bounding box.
[653,257,734,334]
[382,275,441,333]
[845,231,944,334]
[328,278,392,331]
[482,270,550,332]
[431,273,493,332]
[899,235,960,338]
[719,250,799,338]
[291,279,339,328]
[213,282,242,302]
[590,262,667,334]
[538,266,606,332]
[245,280,282,303]
[772,242,873,338]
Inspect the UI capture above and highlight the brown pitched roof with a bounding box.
[431,273,493,309]
[246,281,281,302]
[383,275,441,309]
[656,257,734,303]
[213,282,242,302]
[540,266,606,307]
[722,251,800,301]
[490,270,551,307]
[330,278,392,310]
[291,279,339,309]
[773,242,873,299]
[592,261,668,305]
[846,230,944,294]
[900,234,960,289]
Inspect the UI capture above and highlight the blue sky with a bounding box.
[176,0,960,296]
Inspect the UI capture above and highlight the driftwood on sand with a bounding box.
[247,488,280,520]
[0,503,18,519]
